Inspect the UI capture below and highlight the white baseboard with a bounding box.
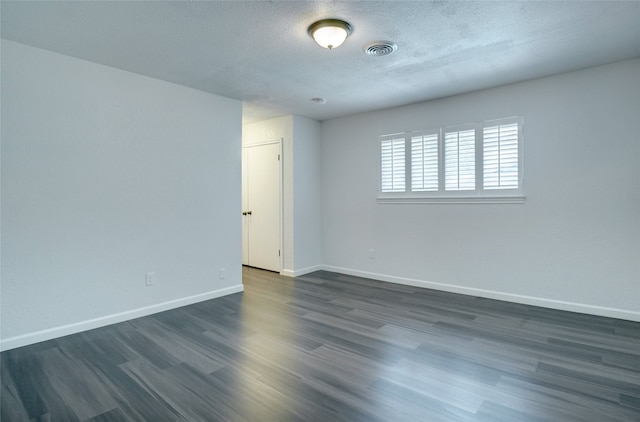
[0,284,244,352]
[4,267,637,352]
[321,265,640,322]
[281,265,323,278]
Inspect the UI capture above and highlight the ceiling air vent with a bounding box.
[364,41,398,57]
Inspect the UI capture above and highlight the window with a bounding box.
[411,133,438,192]
[444,128,476,191]
[380,136,405,192]
[483,121,519,190]
[379,117,523,203]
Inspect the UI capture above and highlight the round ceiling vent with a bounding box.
[364,41,398,57]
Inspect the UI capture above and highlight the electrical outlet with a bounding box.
[219,268,226,279]
[369,249,375,259]
[145,272,155,286]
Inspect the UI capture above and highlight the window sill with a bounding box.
[376,195,526,204]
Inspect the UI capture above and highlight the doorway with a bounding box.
[242,141,282,272]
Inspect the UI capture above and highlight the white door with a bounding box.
[242,141,281,272]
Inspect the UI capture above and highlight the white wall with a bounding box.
[292,115,322,274]
[3,42,637,354]
[320,58,640,321]
[1,40,243,350]
[242,115,323,276]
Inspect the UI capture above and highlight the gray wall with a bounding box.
[320,58,640,320]
[1,40,243,350]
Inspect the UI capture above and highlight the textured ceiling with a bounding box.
[2,1,640,123]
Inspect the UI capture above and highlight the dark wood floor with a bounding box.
[2,267,639,421]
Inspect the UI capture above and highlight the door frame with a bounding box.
[242,139,283,273]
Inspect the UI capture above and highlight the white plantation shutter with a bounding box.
[380,137,406,192]
[378,117,522,202]
[483,122,519,189]
[445,129,475,191]
[411,133,438,191]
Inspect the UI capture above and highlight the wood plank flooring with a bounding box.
[2,267,639,421]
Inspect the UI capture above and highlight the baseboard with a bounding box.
[321,265,640,322]
[4,267,636,352]
[281,265,323,278]
[0,284,244,352]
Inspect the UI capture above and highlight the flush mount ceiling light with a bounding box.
[308,19,352,50]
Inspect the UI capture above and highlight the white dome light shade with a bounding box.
[308,19,352,50]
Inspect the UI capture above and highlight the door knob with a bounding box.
[242,212,247,216]
[247,211,252,215]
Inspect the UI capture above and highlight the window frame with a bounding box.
[378,117,524,204]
